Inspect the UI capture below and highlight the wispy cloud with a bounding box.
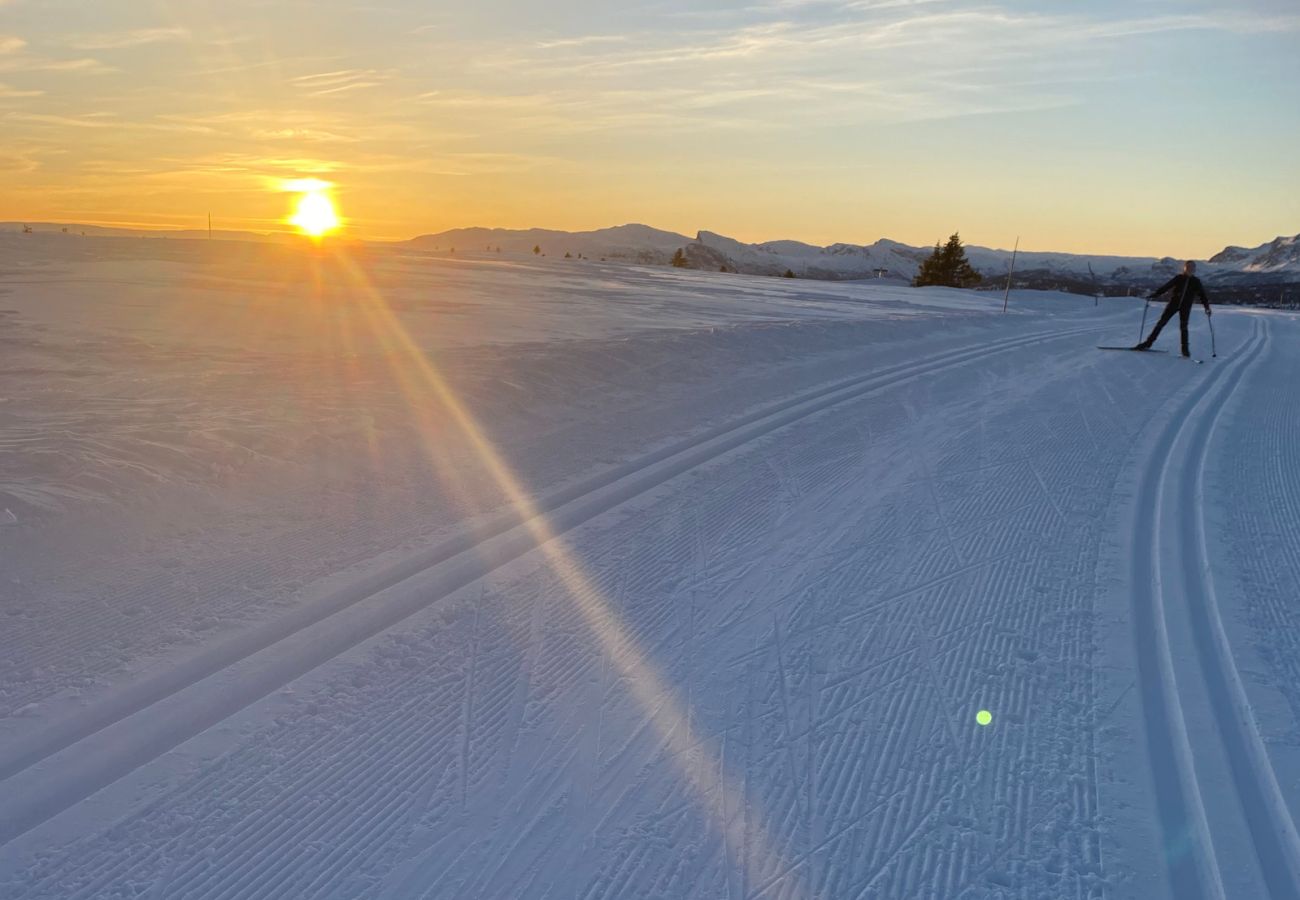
[0,54,114,74]
[534,34,630,50]
[6,112,116,128]
[68,28,191,50]
[0,150,41,173]
[0,35,26,54]
[252,127,362,143]
[290,68,389,96]
[0,82,42,98]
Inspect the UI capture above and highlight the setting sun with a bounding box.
[289,189,341,239]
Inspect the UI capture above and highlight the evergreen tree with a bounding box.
[913,233,982,288]
[533,245,541,255]
[564,251,572,258]
[671,248,688,268]
[783,268,796,278]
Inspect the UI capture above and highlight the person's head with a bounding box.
[1183,260,1197,275]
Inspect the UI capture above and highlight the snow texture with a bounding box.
[1,232,1298,899]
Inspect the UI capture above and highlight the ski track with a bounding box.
[4,310,1294,899]
[0,316,973,719]
[1219,315,1300,751]
[1128,316,1300,899]
[0,322,1103,821]
[3,316,1144,900]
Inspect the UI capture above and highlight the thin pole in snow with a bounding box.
[208,213,212,241]
[1002,237,1019,313]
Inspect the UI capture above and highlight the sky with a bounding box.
[1,0,1297,256]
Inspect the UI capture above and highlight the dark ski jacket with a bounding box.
[1151,273,1211,312]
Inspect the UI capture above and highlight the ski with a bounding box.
[1097,346,1168,353]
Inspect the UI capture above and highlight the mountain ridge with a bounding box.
[7,220,1296,290]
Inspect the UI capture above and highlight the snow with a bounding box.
[1,233,1298,898]
[398,224,1300,284]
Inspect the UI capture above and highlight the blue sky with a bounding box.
[1,0,1297,255]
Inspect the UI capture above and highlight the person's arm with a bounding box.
[1150,275,1177,299]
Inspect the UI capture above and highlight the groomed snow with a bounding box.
[1,234,1297,899]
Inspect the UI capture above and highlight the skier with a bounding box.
[1135,260,1212,357]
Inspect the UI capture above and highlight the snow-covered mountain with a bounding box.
[687,231,1300,288]
[405,223,690,264]
[14,219,1296,291]
[406,225,1300,290]
[1209,233,1300,274]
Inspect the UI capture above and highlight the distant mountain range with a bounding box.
[405,225,1300,294]
[8,220,1297,297]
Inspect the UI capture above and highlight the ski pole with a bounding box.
[1207,310,1216,358]
[1138,296,1151,343]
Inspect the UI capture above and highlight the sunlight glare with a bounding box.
[289,190,341,239]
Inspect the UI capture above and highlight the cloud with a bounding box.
[0,55,114,74]
[534,35,630,50]
[68,28,191,50]
[290,68,389,96]
[6,112,116,128]
[0,35,26,54]
[253,127,361,143]
[0,82,42,98]
[0,150,41,173]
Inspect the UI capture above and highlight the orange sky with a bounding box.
[2,0,1297,257]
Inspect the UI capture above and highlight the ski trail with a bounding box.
[1175,320,1300,897]
[1130,346,1236,900]
[4,313,1188,899]
[0,323,1105,847]
[1130,318,1300,899]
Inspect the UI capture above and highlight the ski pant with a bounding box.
[1144,296,1193,356]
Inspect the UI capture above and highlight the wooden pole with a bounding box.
[1002,237,1019,313]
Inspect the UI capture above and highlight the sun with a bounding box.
[288,188,341,239]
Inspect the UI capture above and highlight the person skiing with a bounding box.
[1135,260,1212,357]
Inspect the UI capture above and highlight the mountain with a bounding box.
[681,230,1300,294]
[405,224,691,264]
[1209,234,1300,274]
[10,218,1296,298]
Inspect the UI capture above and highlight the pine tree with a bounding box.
[671,248,688,268]
[533,245,541,255]
[783,269,796,278]
[913,233,982,288]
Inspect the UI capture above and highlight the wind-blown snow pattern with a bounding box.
[1,233,1298,899]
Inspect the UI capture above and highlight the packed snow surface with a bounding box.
[1,233,1298,899]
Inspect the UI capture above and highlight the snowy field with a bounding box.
[1,232,1298,899]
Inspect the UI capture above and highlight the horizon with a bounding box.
[2,0,1298,257]
[8,217,1294,262]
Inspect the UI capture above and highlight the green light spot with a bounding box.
[976,710,993,726]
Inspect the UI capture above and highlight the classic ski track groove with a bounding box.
[1173,320,1300,898]
[1224,327,1300,781]
[0,322,1104,847]
[1132,319,1300,899]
